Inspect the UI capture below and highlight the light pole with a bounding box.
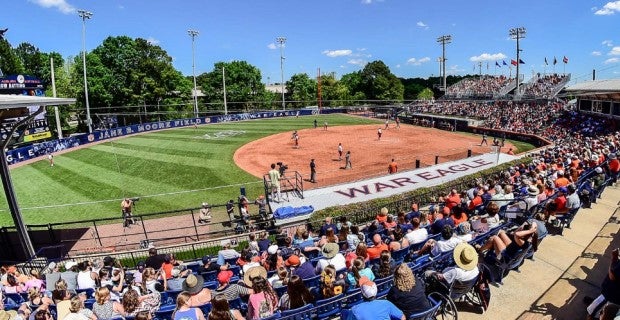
[509,27,526,94]
[188,29,199,118]
[78,9,93,133]
[276,36,286,110]
[436,35,452,94]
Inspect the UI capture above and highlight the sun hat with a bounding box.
[65,261,77,270]
[527,186,539,197]
[267,245,279,255]
[453,243,478,271]
[243,266,267,287]
[358,276,378,299]
[321,243,340,259]
[284,255,301,267]
[0,310,18,320]
[217,270,233,284]
[182,274,205,294]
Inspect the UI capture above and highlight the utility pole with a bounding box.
[437,35,452,94]
[276,36,286,110]
[509,27,526,93]
[188,29,200,118]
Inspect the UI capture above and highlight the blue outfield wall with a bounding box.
[6,108,342,165]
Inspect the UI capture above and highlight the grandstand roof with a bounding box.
[564,79,620,100]
[0,95,75,108]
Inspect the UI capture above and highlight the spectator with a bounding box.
[376,207,389,224]
[166,269,184,292]
[424,243,480,294]
[285,255,315,280]
[404,218,428,245]
[92,287,124,319]
[429,208,455,235]
[213,269,251,301]
[387,264,431,318]
[278,275,314,311]
[63,296,96,320]
[172,292,206,320]
[346,257,375,287]
[198,203,212,224]
[415,225,463,257]
[320,217,338,237]
[76,261,98,290]
[367,234,389,260]
[347,225,364,250]
[585,248,620,320]
[247,275,278,320]
[351,276,405,320]
[267,267,289,288]
[315,243,346,273]
[319,265,346,298]
[182,274,211,307]
[261,245,283,272]
[207,294,244,320]
[257,232,271,253]
[450,206,468,226]
[477,221,538,261]
[60,261,79,292]
[198,256,224,274]
[373,250,396,279]
[217,243,241,266]
[144,248,167,270]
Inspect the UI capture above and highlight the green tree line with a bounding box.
[1,35,471,133]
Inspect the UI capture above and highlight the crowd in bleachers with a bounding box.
[3,119,620,319]
[446,76,513,98]
[520,74,570,98]
[3,109,620,319]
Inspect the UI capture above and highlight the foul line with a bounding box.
[0,181,263,211]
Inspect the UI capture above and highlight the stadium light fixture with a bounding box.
[437,35,452,94]
[509,27,526,93]
[276,36,286,110]
[188,29,200,118]
[77,9,93,133]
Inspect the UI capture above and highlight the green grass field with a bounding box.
[0,114,380,226]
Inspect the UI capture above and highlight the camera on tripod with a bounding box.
[277,162,288,176]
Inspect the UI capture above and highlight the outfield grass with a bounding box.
[0,114,380,226]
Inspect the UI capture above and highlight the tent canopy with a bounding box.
[0,95,76,108]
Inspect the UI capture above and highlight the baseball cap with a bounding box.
[267,245,279,255]
[558,187,568,193]
[359,276,377,299]
[217,270,233,284]
[285,255,300,267]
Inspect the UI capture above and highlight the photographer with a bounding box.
[277,162,288,176]
[121,198,137,227]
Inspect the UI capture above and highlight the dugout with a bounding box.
[563,79,620,118]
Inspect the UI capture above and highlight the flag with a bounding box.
[519,59,525,64]
[544,57,548,65]
[486,62,489,70]
[503,60,507,66]
[511,59,517,66]
[563,56,569,64]
[553,57,557,65]
[495,61,501,68]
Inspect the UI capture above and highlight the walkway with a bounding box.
[459,184,620,320]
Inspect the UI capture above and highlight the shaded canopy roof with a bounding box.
[564,79,620,100]
[0,95,76,109]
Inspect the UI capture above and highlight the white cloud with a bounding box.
[595,1,620,14]
[29,0,75,14]
[447,65,465,75]
[604,57,620,64]
[146,37,160,45]
[406,57,431,66]
[592,51,602,56]
[396,64,401,68]
[603,40,614,47]
[348,59,367,66]
[609,46,620,55]
[469,53,507,62]
[322,49,353,57]
[416,21,429,29]
[267,43,277,50]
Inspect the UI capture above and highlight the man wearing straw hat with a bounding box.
[182,274,212,307]
[315,243,346,273]
[424,243,480,294]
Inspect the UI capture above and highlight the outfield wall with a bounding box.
[6,108,344,165]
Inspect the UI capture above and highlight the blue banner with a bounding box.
[6,109,342,165]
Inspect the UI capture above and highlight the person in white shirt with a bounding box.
[315,243,347,273]
[404,218,428,245]
[425,243,480,290]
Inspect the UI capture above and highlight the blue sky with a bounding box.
[2,0,620,85]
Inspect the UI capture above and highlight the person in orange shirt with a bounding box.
[366,234,388,260]
[445,189,461,209]
[468,189,484,212]
[609,154,620,181]
[554,171,570,188]
[376,207,389,224]
[388,159,398,174]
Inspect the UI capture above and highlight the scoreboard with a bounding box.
[0,75,51,145]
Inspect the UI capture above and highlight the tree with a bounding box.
[197,60,263,112]
[340,71,366,104]
[359,61,403,103]
[286,73,316,108]
[14,42,46,80]
[0,38,24,74]
[319,73,349,107]
[417,87,434,100]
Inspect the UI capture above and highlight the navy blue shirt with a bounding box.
[430,217,455,235]
[292,261,316,279]
[258,239,271,253]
